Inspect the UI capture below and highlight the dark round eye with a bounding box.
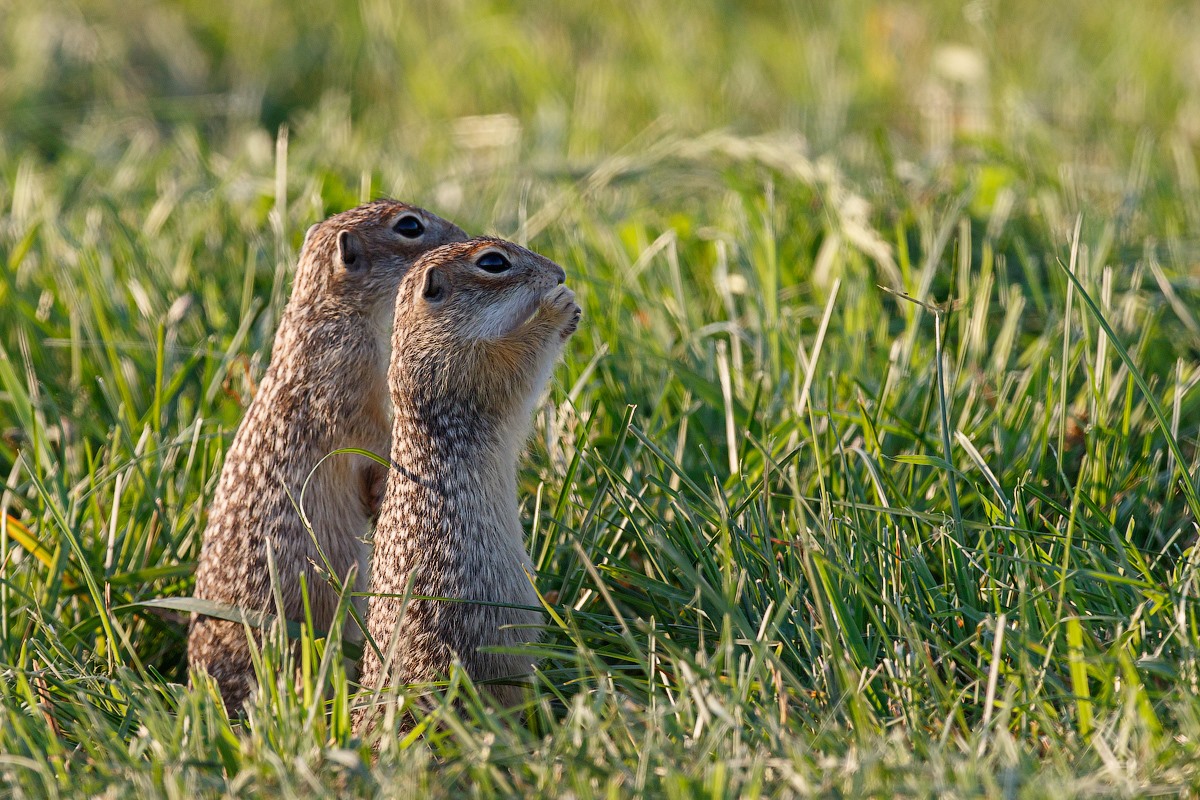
[393,215,424,238]
[476,252,511,273]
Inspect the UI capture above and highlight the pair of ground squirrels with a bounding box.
[188,200,579,721]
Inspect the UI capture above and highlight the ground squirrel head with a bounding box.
[289,199,468,320]
[391,237,580,418]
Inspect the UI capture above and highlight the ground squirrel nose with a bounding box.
[555,266,566,284]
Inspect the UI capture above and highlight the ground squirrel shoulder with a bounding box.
[189,200,467,712]
[357,237,580,727]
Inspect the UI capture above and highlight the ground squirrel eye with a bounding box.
[476,252,511,273]
[393,215,425,238]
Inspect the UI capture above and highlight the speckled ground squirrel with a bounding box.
[356,237,579,729]
[189,200,467,712]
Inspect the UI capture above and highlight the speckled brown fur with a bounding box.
[355,238,579,733]
[188,200,467,713]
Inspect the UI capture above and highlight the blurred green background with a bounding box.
[6,0,1199,172]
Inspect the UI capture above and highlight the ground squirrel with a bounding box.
[356,237,579,727]
[189,200,467,712]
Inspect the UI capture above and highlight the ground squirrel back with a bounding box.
[188,200,467,712]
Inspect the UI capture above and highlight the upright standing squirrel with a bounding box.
[357,237,579,728]
[189,200,467,712]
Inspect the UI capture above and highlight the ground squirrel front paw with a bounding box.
[544,285,581,339]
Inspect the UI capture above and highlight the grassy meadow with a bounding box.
[4,0,1200,795]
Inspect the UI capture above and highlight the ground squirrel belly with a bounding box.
[189,200,467,712]
[357,238,579,723]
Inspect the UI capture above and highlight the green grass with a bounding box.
[4,0,1200,796]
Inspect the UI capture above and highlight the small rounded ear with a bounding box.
[422,267,449,303]
[337,230,366,272]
